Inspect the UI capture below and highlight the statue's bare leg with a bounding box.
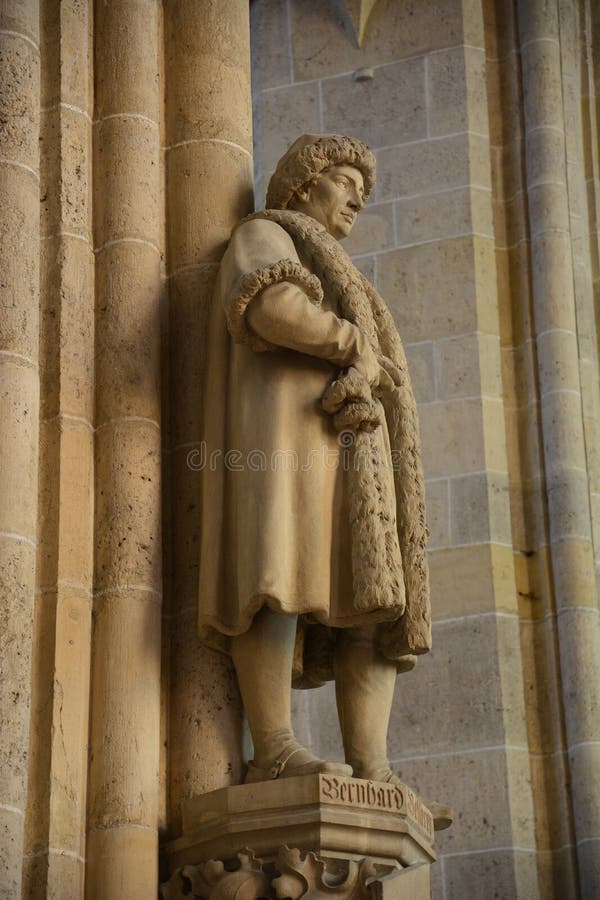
[334,624,398,782]
[231,606,352,781]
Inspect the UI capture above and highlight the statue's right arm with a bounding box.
[223,219,380,382]
[246,280,378,377]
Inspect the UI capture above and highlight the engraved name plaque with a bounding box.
[318,775,434,841]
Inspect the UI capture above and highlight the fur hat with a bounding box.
[266,133,376,210]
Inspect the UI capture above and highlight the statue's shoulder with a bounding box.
[232,215,292,244]
[228,215,298,261]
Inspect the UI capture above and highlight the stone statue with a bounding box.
[198,134,431,786]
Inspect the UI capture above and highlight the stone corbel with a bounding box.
[161,775,438,899]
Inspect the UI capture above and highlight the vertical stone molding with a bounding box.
[163,0,253,836]
[0,0,40,895]
[85,3,163,898]
[517,0,600,894]
[21,2,95,898]
[485,1,579,893]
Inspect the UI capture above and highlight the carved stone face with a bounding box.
[291,164,365,240]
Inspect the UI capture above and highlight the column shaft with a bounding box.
[163,0,253,835]
[22,2,94,897]
[86,3,163,898]
[518,1,600,894]
[0,1,40,895]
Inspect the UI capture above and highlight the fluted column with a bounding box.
[518,1,600,894]
[0,1,40,896]
[86,3,163,898]
[164,0,253,835]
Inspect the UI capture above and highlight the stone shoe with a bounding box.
[245,742,353,783]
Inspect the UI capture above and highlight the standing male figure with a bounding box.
[199,134,431,785]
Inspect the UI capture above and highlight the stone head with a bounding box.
[290,164,365,239]
[266,134,375,240]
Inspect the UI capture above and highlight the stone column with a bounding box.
[518,1,600,894]
[0,1,40,895]
[85,3,163,898]
[22,1,94,897]
[163,0,254,836]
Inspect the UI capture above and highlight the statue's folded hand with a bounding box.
[351,341,379,386]
[352,344,397,397]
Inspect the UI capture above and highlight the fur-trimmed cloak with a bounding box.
[198,212,431,686]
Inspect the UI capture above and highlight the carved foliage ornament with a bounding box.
[273,847,378,899]
[161,847,397,900]
[160,850,270,900]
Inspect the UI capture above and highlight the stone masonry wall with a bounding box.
[250,1,600,898]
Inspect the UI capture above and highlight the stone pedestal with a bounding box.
[161,774,436,899]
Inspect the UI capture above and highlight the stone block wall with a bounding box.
[1,1,600,897]
[251,1,600,897]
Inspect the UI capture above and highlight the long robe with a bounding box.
[198,217,417,684]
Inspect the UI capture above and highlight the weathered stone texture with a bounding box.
[94,247,161,424]
[93,119,160,243]
[85,2,163,897]
[0,169,39,355]
[321,57,427,147]
[0,0,598,897]
[164,0,253,843]
[261,82,320,173]
[252,0,600,897]
[427,46,488,136]
[0,8,40,896]
[167,143,254,268]
[289,0,463,80]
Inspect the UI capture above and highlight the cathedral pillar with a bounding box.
[163,0,254,836]
[0,1,40,895]
[85,2,163,897]
[517,0,600,893]
[22,1,94,896]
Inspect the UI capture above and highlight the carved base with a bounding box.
[161,774,437,899]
